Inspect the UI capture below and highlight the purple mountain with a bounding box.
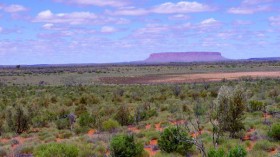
[144,52,228,63]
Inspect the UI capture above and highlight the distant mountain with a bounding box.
[144,52,228,63]
[248,57,280,61]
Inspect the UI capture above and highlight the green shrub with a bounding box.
[248,100,264,112]
[228,145,247,157]
[135,104,157,123]
[208,148,226,157]
[78,144,96,157]
[269,123,280,140]
[114,105,133,126]
[31,115,49,128]
[253,140,276,152]
[102,119,120,132]
[158,127,193,155]
[110,134,143,157]
[5,104,31,133]
[34,143,79,157]
[78,112,94,128]
[55,118,69,130]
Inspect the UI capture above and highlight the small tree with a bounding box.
[173,85,182,97]
[115,105,132,126]
[158,127,193,156]
[214,85,247,138]
[110,134,143,157]
[5,104,30,134]
[134,103,157,124]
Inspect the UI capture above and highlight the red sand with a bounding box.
[242,128,256,141]
[56,138,63,142]
[144,147,158,156]
[155,123,163,131]
[191,132,199,138]
[0,138,9,143]
[87,129,96,137]
[268,148,278,156]
[170,120,185,125]
[145,124,151,130]
[100,71,280,84]
[247,141,256,151]
[263,113,272,119]
[145,139,159,156]
[128,126,140,133]
[11,136,31,153]
[150,139,158,146]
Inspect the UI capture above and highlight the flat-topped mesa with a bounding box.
[145,52,227,63]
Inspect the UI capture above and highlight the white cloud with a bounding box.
[168,14,190,20]
[3,4,27,13]
[152,1,214,14]
[228,5,271,14]
[0,27,3,33]
[196,18,221,32]
[37,10,53,19]
[107,8,149,16]
[200,18,218,25]
[233,20,252,25]
[34,10,129,25]
[101,26,117,33]
[42,23,54,29]
[108,1,214,16]
[242,0,275,5]
[35,10,97,25]
[55,0,127,7]
[269,16,280,26]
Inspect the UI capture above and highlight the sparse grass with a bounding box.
[0,63,279,156]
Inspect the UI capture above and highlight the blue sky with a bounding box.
[0,0,279,64]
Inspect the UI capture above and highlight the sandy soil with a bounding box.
[100,71,280,84]
[128,126,140,133]
[145,139,159,156]
[155,123,163,131]
[87,129,96,137]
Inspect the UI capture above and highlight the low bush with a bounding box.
[248,100,264,112]
[110,134,143,157]
[5,104,31,134]
[207,148,226,157]
[253,140,276,152]
[158,127,193,156]
[34,143,79,157]
[228,145,247,157]
[269,123,280,140]
[78,112,94,128]
[102,119,120,132]
[55,118,70,130]
[114,105,133,126]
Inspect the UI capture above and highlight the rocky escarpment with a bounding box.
[144,52,228,63]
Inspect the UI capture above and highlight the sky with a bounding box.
[0,0,279,65]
